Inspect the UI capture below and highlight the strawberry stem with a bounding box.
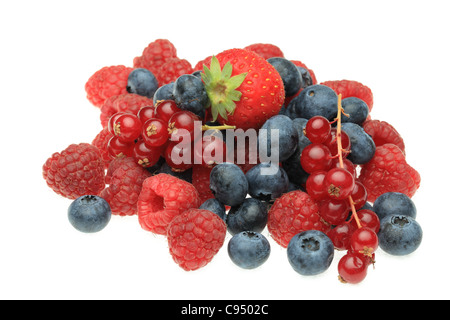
[336,94,362,229]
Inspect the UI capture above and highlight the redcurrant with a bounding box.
[305,115,331,143]
[193,134,227,168]
[350,227,379,257]
[350,209,380,233]
[164,140,193,172]
[318,198,350,225]
[142,118,169,147]
[324,128,351,158]
[300,143,332,174]
[305,171,328,201]
[168,111,199,142]
[324,167,355,200]
[107,112,126,135]
[327,223,356,251]
[137,106,156,124]
[155,100,181,123]
[107,136,134,159]
[338,251,369,284]
[113,113,143,143]
[132,139,161,168]
[348,181,367,210]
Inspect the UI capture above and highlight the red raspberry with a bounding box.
[85,65,133,108]
[359,144,421,202]
[42,143,105,199]
[267,191,330,248]
[137,174,201,235]
[244,43,284,60]
[100,93,153,128]
[167,208,227,271]
[155,57,194,86]
[192,165,215,204]
[321,79,374,112]
[133,39,177,75]
[100,157,151,216]
[363,119,406,154]
[91,127,114,169]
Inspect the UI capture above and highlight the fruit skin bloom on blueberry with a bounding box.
[68,195,112,233]
[209,163,248,207]
[287,230,334,276]
[228,231,271,269]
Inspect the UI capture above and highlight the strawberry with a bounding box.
[201,48,285,130]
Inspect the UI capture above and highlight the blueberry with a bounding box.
[289,84,338,121]
[153,82,175,102]
[157,162,192,183]
[210,163,248,206]
[173,74,210,117]
[341,97,369,125]
[287,230,334,276]
[373,192,417,221]
[68,195,111,233]
[126,68,158,99]
[245,162,289,202]
[281,118,311,186]
[341,122,376,164]
[267,57,302,97]
[258,115,299,162]
[199,198,226,221]
[228,231,271,269]
[297,66,313,88]
[226,198,268,235]
[378,214,423,256]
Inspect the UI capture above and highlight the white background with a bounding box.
[1,0,448,300]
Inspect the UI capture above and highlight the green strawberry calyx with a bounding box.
[201,56,247,121]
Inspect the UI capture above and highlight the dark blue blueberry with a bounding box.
[157,162,192,183]
[227,231,271,269]
[341,97,369,125]
[226,198,268,235]
[126,68,158,99]
[297,66,313,89]
[258,115,299,162]
[199,198,226,221]
[68,195,111,233]
[153,82,175,102]
[289,84,338,121]
[378,214,423,256]
[245,163,289,202]
[341,122,376,164]
[287,230,334,276]
[281,118,311,186]
[173,74,209,118]
[267,57,302,97]
[373,192,417,221]
[210,163,248,207]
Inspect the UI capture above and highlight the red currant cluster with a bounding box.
[303,96,380,284]
[106,100,229,172]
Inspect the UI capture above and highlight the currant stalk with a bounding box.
[336,94,362,229]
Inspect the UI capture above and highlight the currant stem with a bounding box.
[336,94,362,229]
[201,124,236,131]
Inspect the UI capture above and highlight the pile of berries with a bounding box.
[42,39,422,284]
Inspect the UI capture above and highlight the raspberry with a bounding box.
[133,39,177,75]
[155,57,194,86]
[167,208,226,271]
[100,93,153,128]
[85,65,133,108]
[91,127,114,169]
[267,190,330,248]
[100,157,150,216]
[244,43,284,60]
[137,173,201,235]
[359,144,420,202]
[192,165,215,204]
[363,119,406,154]
[42,143,105,199]
[321,79,374,112]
